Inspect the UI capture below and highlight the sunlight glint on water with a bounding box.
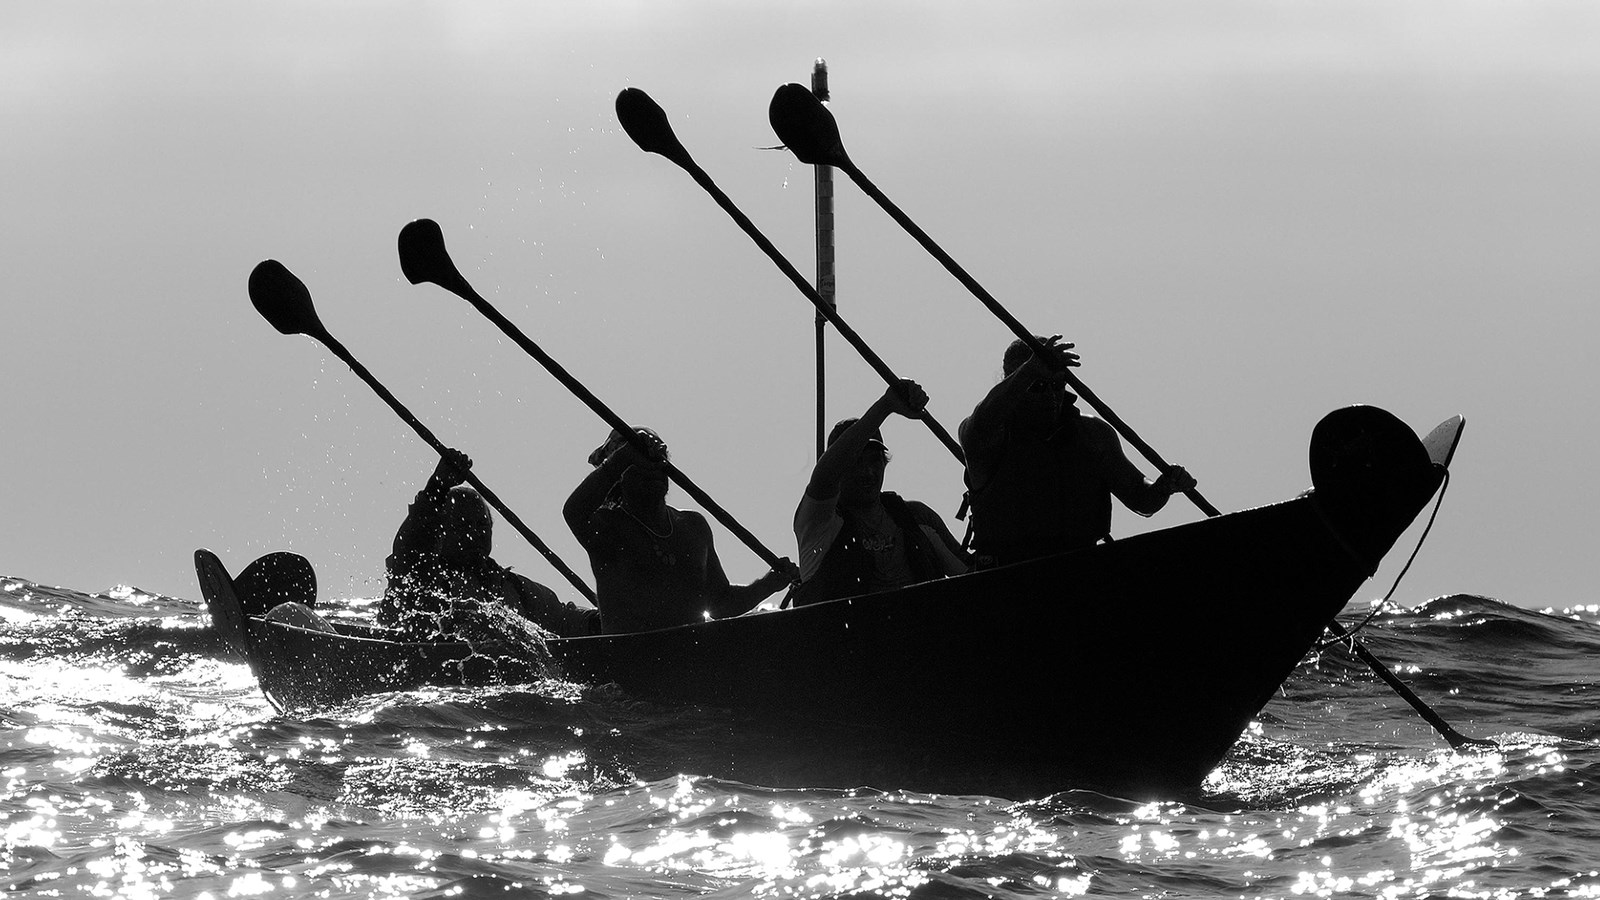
[4,582,1599,898]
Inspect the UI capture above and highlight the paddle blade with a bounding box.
[769,83,847,166]
[248,259,325,337]
[616,88,693,169]
[397,217,471,295]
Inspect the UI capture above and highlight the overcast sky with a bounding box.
[5,2,1598,611]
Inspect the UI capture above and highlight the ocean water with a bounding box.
[2,575,1597,899]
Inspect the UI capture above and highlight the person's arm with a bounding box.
[805,380,927,500]
[793,491,843,583]
[393,449,471,558]
[692,514,800,619]
[1091,419,1195,517]
[510,572,601,637]
[709,563,799,619]
[962,336,1079,450]
[563,456,624,544]
[908,500,973,575]
[564,437,658,543]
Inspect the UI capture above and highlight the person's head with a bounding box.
[620,461,670,508]
[588,427,668,467]
[588,429,626,467]
[828,417,891,505]
[1001,337,1042,378]
[436,485,493,562]
[593,427,671,508]
[1002,336,1075,419]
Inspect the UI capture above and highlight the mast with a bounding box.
[812,58,836,459]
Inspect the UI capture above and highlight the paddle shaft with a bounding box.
[833,160,1215,514]
[432,280,788,572]
[1324,619,1486,749]
[304,328,598,603]
[831,158,1489,749]
[670,156,966,466]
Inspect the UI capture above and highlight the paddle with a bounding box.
[768,85,1491,751]
[246,259,598,603]
[1324,619,1491,749]
[395,218,793,576]
[767,83,1208,513]
[614,87,966,466]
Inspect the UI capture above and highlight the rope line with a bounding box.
[1318,468,1452,650]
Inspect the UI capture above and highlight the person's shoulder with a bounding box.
[510,568,555,597]
[891,493,930,513]
[902,497,945,525]
[576,503,624,543]
[959,414,1006,454]
[674,507,712,532]
[958,412,995,438]
[385,548,433,576]
[1079,414,1120,442]
[1076,414,1139,466]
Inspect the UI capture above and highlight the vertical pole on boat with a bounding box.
[812,58,836,460]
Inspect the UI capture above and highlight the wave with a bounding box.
[7,576,1597,760]
[0,603,223,667]
[2,576,197,617]
[7,571,1600,900]
[1363,593,1597,646]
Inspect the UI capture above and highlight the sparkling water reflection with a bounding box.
[3,582,1598,898]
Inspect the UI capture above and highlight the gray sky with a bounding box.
[4,2,1597,610]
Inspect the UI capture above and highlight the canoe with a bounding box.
[198,404,1463,798]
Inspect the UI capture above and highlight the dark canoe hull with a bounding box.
[551,495,1399,796]
[202,406,1460,797]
